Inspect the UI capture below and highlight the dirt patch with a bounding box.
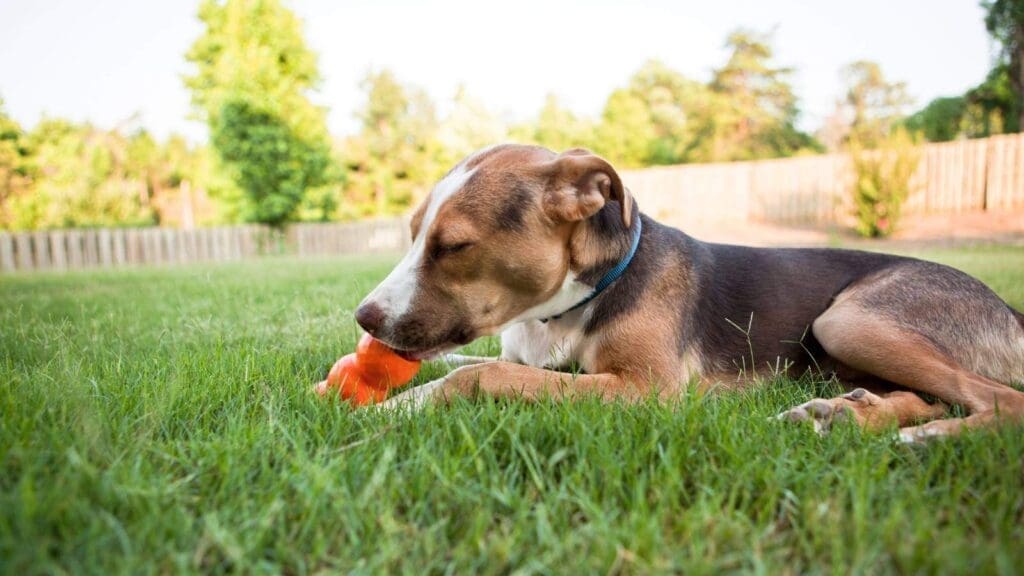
[682,211,1024,248]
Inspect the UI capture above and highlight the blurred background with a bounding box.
[0,0,1022,271]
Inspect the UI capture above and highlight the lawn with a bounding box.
[2,246,1023,574]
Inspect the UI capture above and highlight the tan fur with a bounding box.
[782,388,948,432]
[804,302,1024,440]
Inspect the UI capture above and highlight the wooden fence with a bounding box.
[0,225,263,273]
[622,132,1024,228]
[288,219,411,257]
[0,220,410,274]
[2,133,1023,274]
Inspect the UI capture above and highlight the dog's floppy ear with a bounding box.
[542,149,632,227]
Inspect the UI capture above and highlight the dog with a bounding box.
[353,144,1024,442]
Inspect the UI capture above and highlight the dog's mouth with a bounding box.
[391,343,457,362]
[385,340,462,358]
[380,324,476,362]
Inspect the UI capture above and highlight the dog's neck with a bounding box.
[569,198,640,288]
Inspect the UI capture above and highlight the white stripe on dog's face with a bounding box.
[362,164,476,324]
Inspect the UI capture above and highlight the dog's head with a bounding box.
[355,144,632,359]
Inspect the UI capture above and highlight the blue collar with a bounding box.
[542,215,643,323]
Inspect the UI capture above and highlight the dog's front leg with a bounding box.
[441,353,499,367]
[377,361,641,413]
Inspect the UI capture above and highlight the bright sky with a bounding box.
[0,0,996,143]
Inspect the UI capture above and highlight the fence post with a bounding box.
[50,230,67,270]
[83,230,99,267]
[190,228,200,261]
[163,228,177,264]
[222,227,232,261]
[98,228,112,267]
[66,230,81,269]
[113,229,126,267]
[15,233,33,271]
[0,233,14,273]
[32,231,50,270]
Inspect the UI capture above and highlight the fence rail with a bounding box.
[3,133,1024,274]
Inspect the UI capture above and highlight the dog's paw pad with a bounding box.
[843,388,868,401]
[777,397,860,435]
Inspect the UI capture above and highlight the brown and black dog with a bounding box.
[354,144,1024,442]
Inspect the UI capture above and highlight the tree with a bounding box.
[184,0,334,226]
[594,89,656,168]
[211,98,330,226]
[7,119,156,230]
[437,86,508,161]
[594,42,818,167]
[624,60,705,164]
[0,98,32,229]
[838,61,913,147]
[902,96,968,142]
[706,30,819,161]
[341,70,446,218]
[514,94,596,153]
[982,0,1024,131]
[965,64,1020,134]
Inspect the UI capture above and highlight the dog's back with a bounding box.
[678,233,908,377]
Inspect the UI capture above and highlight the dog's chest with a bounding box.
[500,319,592,371]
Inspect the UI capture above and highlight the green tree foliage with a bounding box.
[618,60,705,164]
[7,119,157,230]
[839,61,913,148]
[512,94,595,154]
[591,34,819,167]
[0,99,32,229]
[705,30,818,161]
[211,99,331,226]
[902,97,968,142]
[965,64,1020,134]
[184,0,334,226]
[982,0,1024,131]
[594,88,657,168]
[850,128,921,238]
[437,86,508,161]
[0,97,229,232]
[340,70,447,218]
[901,87,1014,143]
[903,2,1021,143]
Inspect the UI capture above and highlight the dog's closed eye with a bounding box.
[432,241,474,259]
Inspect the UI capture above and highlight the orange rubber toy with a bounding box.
[315,333,421,405]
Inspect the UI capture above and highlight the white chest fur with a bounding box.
[500,317,591,371]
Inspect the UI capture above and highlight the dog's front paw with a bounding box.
[374,365,488,413]
[375,377,447,413]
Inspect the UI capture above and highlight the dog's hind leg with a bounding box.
[806,301,1024,442]
[778,387,947,434]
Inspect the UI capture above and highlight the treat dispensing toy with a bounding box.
[315,333,421,405]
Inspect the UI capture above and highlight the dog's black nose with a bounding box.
[355,301,386,336]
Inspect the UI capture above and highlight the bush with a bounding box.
[211,99,331,227]
[849,128,921,238]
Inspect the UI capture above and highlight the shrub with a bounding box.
[849,128,921,238]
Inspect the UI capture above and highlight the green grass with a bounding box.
[2,246,1023,574]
